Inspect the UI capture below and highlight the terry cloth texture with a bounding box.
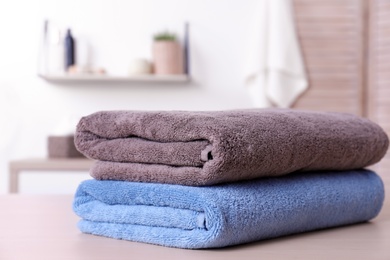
[73,170,385,249]
[75,109,389,186]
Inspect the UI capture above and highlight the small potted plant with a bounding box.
[152,31,184,75]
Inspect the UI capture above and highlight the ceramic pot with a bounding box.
[129,59,152,75]
[152,41,184,75]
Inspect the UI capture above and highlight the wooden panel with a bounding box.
[292,0,365,115]
[368,0,390,177]
[289,0,389,177]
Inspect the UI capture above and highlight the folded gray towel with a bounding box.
[75,109,389,186]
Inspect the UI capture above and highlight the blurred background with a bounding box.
[0,0,389,194]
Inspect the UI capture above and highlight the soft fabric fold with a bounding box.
[244,0,308,108]
[73,170,384,249]
[75,109,389,186]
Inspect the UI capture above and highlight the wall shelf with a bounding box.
[38,74,190,83]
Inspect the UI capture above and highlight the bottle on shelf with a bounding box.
[38,20,65,75]
[64,29,75,71]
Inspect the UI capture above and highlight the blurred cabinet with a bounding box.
[292,0,366,115]
[291,0,390,178]
[368,0,390,181]
[8,158,93,193]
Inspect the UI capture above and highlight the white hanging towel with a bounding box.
[244,0,308,108]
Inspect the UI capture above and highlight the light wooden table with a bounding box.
[8,158,93,193]
[0,191,389,260]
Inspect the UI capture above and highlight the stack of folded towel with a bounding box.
[73,109,388,249]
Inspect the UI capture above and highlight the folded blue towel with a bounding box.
[73,170,384,249]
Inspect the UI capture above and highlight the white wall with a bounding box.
[0,0,257,193]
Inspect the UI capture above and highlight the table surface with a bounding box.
[1,190,390,260]
[9,158,93,169]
